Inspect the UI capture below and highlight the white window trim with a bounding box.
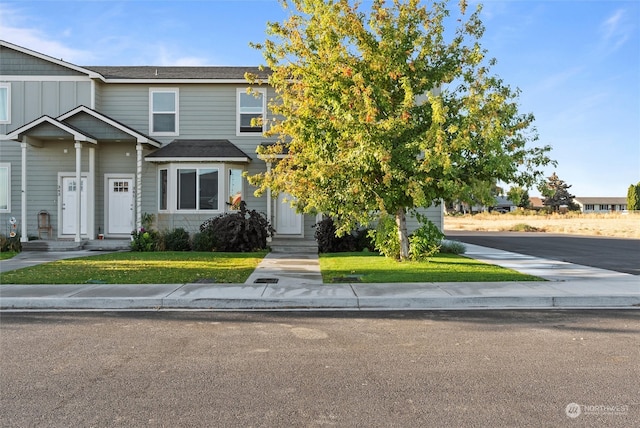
[0,83,10,124]
[159,163,233,214]
[0,163,10,212]
[149,88,179,136]
[236,87,266,136]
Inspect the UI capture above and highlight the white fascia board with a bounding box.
[102,79,252,84]
[0,75,94,82]
[145,157,251,163]
[57,106,161,147]
[0,41,103,79]
[6,116,97,144]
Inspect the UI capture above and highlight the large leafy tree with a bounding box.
[247,0,554,259]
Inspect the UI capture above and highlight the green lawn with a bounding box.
[0,251,18,261]
[319,252,541,282]
[0,250,541,284]
[0,251,267,284]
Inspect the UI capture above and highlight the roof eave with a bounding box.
[145,157,251,163]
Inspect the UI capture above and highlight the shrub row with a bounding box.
[314,215,465,258]
[131,202,273,252]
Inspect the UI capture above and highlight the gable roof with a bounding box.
[0,40,102,78]
[6,115,98,144]
[145,139,252,163]
[57,106,162,147]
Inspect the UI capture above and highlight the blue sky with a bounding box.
[1,0,638,197]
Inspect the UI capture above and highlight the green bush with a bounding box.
[439,240,466,254]
[314,217,372,253]
[192,231,214,252]
[200,201,273,252]
[163,227,191,251]
[130,229,161,252]
[409,217,444,260]
[0,233,22,253]
[510,223,541,232]
[368,214,400,259]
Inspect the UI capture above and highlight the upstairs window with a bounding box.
[150,88,178,135]
[0,83,10,124]
[237,88,265,134]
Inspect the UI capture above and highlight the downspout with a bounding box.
[88,146,95,240]
[266,161,272,242]
[20,141,27,243]
[136,143,143,231]
[74,142,82,243]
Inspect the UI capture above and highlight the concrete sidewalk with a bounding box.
[1,244,638,311]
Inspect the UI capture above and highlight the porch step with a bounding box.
[269,238,318,254]
[21,239,131,252]
[21,240,86,252]
[84,239,131,251]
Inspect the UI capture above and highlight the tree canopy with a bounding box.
[627,182,640,211]
[247,0,555,259]
[539,172,576,211]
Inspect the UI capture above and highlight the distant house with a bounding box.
[0,40,443,250]
[528,197,544,210]
[574,197,627,213]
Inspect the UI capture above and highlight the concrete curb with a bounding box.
[2,283,639,311]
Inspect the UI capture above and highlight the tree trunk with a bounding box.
[396,207,410,261]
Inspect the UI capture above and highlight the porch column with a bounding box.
[266,162,272,242]
[136,143,143,231]
[74,142,82,243]
[87,146,95,240]
[20,141,28,243]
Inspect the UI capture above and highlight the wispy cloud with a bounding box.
[599,8,633,53]
[0,3,95,63]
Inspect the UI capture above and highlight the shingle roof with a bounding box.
[84,66,269,80]
[145,139,252,161]
[574,197,627,205]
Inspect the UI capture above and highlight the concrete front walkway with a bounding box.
[0,244,638,311]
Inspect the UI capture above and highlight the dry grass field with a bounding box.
[444,212,640,239]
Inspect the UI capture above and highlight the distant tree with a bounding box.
[507,186,530,208]
[538,173,575,212]
[627,182,640,211]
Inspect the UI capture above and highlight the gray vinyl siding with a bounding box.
[97,84,150,138]
[406,205,444,233]
[3,80,92,134]
[0,46,87,76]
[0,141,21,229]
[11,144,91,237]
[64,113,134,141]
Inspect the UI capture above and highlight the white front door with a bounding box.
[276,192,302,235]
[62,176,87,235]
[107,177,134,235]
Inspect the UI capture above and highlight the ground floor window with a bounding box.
[157,164,244,213]
[0,163,10,212]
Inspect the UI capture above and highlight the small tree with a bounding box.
[248,0,554,260]
[507,186,530,208]
[539,173,575,212]
[627,182,640,211]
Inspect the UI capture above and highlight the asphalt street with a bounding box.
[446,230,640,275]
[1,310,638,427]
